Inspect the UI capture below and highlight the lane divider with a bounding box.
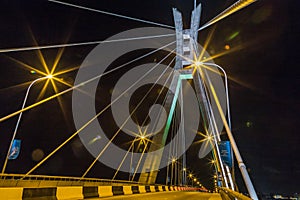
[0,185,203,200]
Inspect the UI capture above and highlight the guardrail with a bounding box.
[0,177,202,200]
[0,173,141,187]
[219,187,252,200]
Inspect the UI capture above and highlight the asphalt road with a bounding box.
[89,192,222,200]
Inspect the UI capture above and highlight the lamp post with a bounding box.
[200,62,231,129]
[187,173,192,187]
[199,62,258,200]
[201,62,235,191]
[182,167,186,186]
[1,74,53,174]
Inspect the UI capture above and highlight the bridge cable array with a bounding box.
[0,1,258,198]
[20,41,176,178]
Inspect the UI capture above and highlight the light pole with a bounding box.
[188,173,193,187]
[182,167,186,186]
[199,62,258,200]
[201,62,235,190]
[195,61,231,188]
[1,74,53,174]
[200,62,231,129]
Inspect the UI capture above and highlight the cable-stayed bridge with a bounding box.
[0,1,259,199]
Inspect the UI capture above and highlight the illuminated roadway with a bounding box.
[88,192,222,200]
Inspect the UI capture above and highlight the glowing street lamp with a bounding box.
[46,74,53,79]
[207,135,213,141]
[193,61,232,188]
[194,61,232,129]
[197,61,257,198]
[140,135,145,140]
[1,74,53,174]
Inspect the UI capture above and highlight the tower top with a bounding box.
[173,4,201,69]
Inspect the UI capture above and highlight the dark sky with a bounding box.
[0,0,299,196]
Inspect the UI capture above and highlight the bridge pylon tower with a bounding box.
[138,4,205,185]
[138,4,258,200]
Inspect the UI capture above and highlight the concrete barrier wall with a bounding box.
[150,186,156,192]
[158,186,163,191]
[83,186,98,198]
[145,185,151,193]
[131,185,139,194]
[123,186,133,195]
[0,185,201,199]
[0,188,23,200]
[23,187,57,200]
[138,185,147,193]
[112,186,124,196]
[56,187,83,200]
[98,186,113,197]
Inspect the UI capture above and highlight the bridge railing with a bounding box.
[0,173,141,187]
[219,187,252,200]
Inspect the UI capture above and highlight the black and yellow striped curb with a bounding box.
[0,185,203,199]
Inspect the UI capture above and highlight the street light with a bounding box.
[198,62,258,199]
[1,74,53,174]
[187,173,193,187]
[195,62,236,188]
[195,62,232,129]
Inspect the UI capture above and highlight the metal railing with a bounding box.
[0,173,142,187]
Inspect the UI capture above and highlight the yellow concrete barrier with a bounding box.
[138,186,147,193]
[123,186,133,195]
[0,188,23,200]
[150,186,156,192]
[0,184,185,200]
[158,186,163,191]
[98,186,113,197]
[56,187,83,200]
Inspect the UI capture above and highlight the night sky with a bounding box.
[0,0,299,196]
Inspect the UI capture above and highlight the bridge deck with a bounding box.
[89,192,222,200]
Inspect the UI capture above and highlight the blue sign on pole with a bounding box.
[8,139,21,160]
[219,141,232,167]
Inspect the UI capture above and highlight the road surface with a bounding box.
[89,192,222,200]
